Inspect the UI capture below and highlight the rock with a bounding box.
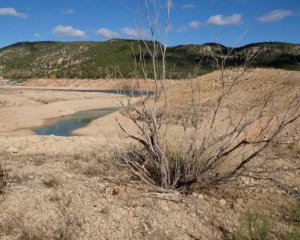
[192,192,198,197]
[6,147,19,153]
[160,201,169,211]
[192,192,204,200]
[219,199,227,207]
[198,194,204,200]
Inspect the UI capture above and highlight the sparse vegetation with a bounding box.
[68,151,119,178]
[282,228,300,240]
[0,40,299,80]
[235,212,273,240]
[0,0,299,239]
[117,1,300,190]
[0,163,7,193]
[42,176,60,188]
[235,210,300,240]
[289,199,300,224]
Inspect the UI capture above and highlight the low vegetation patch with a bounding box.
[0,163,7,193]
[42,176,60,188]
[235,208,300,240]
[289,199,300,224]
[1,41,299,80]
[235,212,273,240]
[282,228,300,240]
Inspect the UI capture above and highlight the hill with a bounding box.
[0,39,299,80]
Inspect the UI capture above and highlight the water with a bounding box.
[33,107,120,137]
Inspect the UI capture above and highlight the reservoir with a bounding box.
[33,107,120,137]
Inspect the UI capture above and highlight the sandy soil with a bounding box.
[0,69,299,239]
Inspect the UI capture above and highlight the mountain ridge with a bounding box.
[1,39,299,80]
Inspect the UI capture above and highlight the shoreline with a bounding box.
[0,90,125,136]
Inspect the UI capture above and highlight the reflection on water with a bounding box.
[33,107,120,137]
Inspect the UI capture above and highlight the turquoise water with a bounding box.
[33,107,120,137]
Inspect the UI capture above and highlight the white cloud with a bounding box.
[206,14,242,26]
[33,33,41,38]
[63,8,75,15]
[96,28,119,38]
[121,27,148,38]
[0,8,27,18]
[178,26,189,33]
[52,25,85,38]
[178,21,201,33]
[181,4,196,10]
[258,9,292,23]
[189,21,201,28]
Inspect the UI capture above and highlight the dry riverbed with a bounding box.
[0,70,299,239]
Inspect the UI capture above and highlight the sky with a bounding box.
[0,0,300,48]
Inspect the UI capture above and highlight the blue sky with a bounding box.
[0,0,300,48]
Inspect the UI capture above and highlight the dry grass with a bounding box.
[67,149,124,179]
[289,199,300,224]
[0,194,84,240]
[235,211,300,240]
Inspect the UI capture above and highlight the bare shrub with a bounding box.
[116,0,300,190]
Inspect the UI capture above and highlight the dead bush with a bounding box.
[117,0,300,190]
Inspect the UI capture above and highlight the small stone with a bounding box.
[198,194,204,200]
[160,202,169,211]
[192,192,198,197]
[219,199,227,207]
[6,147,19,153]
